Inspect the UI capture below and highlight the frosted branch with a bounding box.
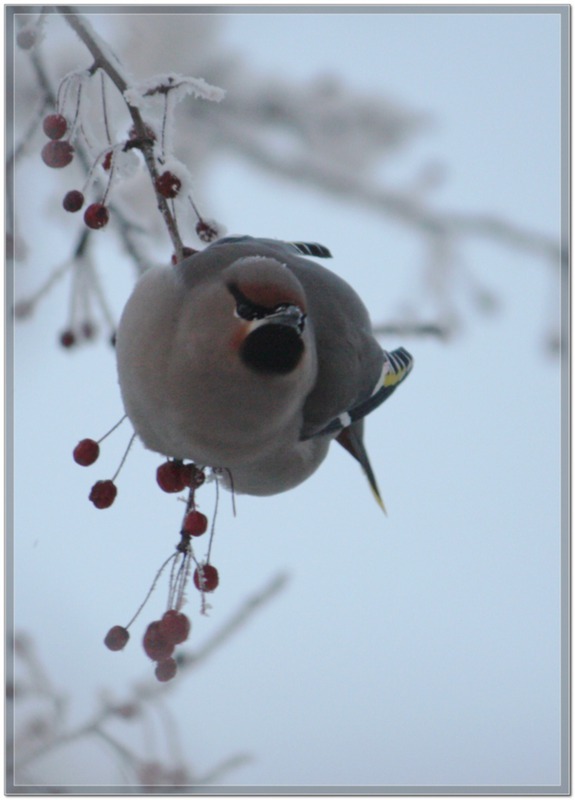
[208,108,562,267]
[57,6,186,261]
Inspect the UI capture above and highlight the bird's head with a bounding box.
[222,256,308,375]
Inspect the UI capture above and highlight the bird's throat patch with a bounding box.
[240,324,304,375]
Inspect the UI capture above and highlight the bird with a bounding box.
[115,236,413,510]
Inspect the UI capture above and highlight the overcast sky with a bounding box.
[11,6,567,793]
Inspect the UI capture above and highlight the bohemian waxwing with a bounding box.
[115,236,413,509]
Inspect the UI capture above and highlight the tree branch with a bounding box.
[57,6,185,261]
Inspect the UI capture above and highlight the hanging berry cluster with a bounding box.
[15,19,227,354]
[73,424,221,683]
[38,58,224,253]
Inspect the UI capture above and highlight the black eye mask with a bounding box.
[227,282,306,334]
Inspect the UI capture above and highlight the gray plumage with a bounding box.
[115,236,413,504]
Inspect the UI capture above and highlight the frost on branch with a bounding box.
[11,12,231,341]
[123,72,225,107]
[10,9,561,351]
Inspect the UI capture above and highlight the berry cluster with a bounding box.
[103,609,191,683]
[72,436,119,508]
[144,611,190,681]
[40,110,112,231]
[72,430,221,681]
[41,114,74,169]
[156,460,205,494]
[101,516,220,683]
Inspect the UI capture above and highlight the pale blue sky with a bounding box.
[11,6,566,792]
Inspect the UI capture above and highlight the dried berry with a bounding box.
[84,203,109,230]
[104,625,129,651]
[41,140,74,168]
[73,438,100,466]
[155,657,177,682]
[183,464,205,488]
[42,114,68,140]
[143,621,174,662]
[89,479,117,509]
[182,510,208,537]
[196,220,218,243]
[155,171,182,199]
[63,190,84,212]
[193,564,219,593]
[160,610,190,645]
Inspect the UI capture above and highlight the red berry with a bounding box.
[160,610,190,644]
[156,461,187,493]
[183,464,205,488]
[59,329,76,348]
[84,203,109,230]
[63,190,84,212]
[193,564,219,593]
[143,621,175,662]
[196,220,218,243]
[171,246,197,265]
[102,151,113,171]
[155,171,181,199]
[104,625,129,651]
[73,438,100,466]
[182,510,208,537]
[155,657,177,682]
[89,480,117,509]
[41,140,74,168]
[42,114,68,140]
[17,29,36,50]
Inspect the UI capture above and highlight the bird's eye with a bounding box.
[227,283,274,321]
[236,300,263,321]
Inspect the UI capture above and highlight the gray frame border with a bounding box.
[5,3,570,796]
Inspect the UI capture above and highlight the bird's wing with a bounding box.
[302,346,414,439]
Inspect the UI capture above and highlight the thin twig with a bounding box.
[209,107,563,267]
[57,6,185,261]
[373,322,451,340]
[12,573,288,778]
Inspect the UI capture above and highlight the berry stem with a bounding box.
[111,432,137,482]
[58,8,186,262]
[99,70,112,145]
[124,552,178,631]
[168,551,193,614]
[97,413,128,444]
[205,477,219,564]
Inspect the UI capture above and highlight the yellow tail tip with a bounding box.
[370,484,388,516]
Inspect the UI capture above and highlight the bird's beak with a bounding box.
[249,305,306,335]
